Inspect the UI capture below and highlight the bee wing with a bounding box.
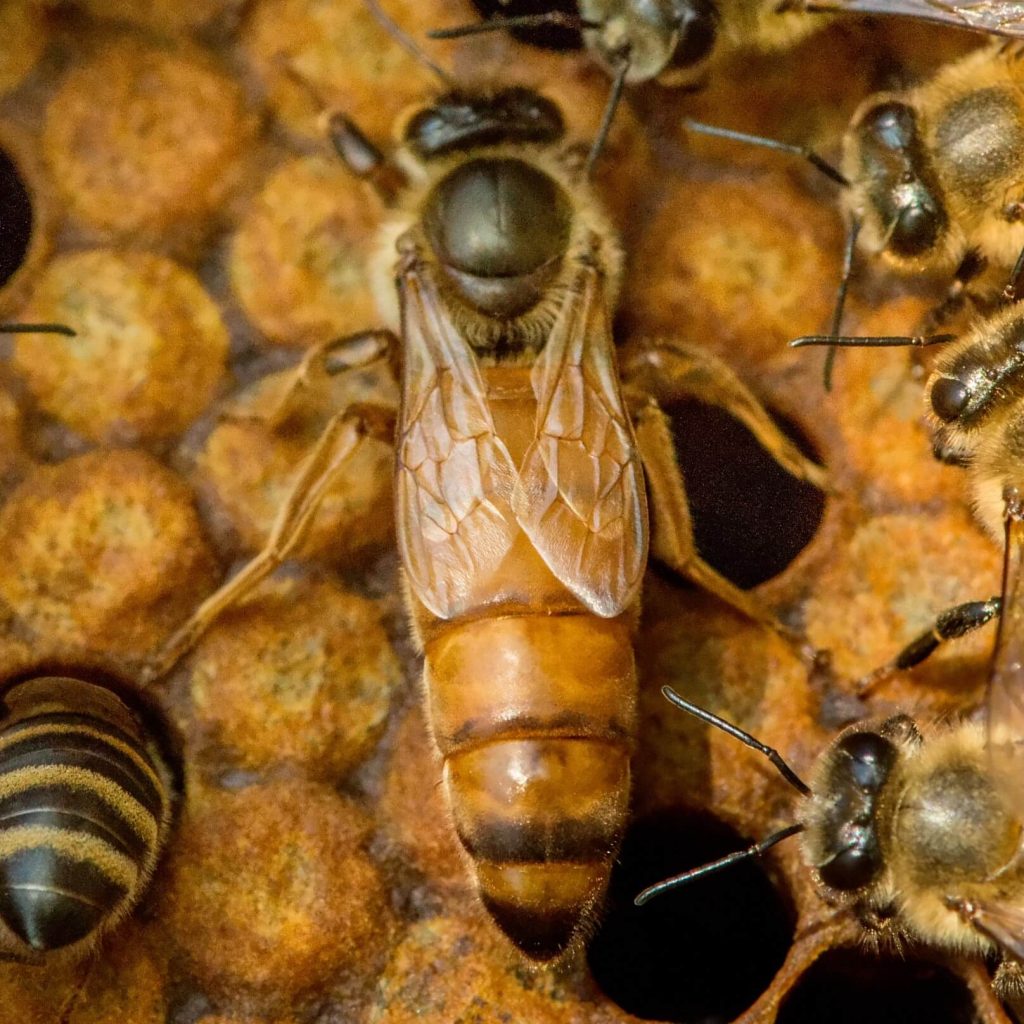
[395,254,519,620]
[511,259,648,618]
[808,0,1024,35]
[987,508,1024,817]
[951,898,1024,963]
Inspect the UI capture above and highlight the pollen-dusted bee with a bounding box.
[0,673,174,964]
[434,0,1024,90]
[636,526,1024,1011]
[141,3,826,962]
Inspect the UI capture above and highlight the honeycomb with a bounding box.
[0,1,1014,1021]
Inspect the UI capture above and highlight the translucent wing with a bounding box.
[808,0,1024,35]
[395,250,518,620]
[948,897,1024,963]
[511,258,648,618]
[987,504,1024,819]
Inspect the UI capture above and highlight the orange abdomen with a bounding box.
[424,612,637,960]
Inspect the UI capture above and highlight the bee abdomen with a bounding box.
[426,614,637,960]
[447,737,630,960]
[0,679,171,954]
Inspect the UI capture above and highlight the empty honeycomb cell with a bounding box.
[775,948,977,1024]
[229,156,382,348]
[240,0,460,145]
[42,35,256,253]
[157,780,396,1008]
[663,399,826,588]
[191,361,396,564]
[184,574,402,781]
[0,1,48,96]
[14,249,230,446]
[0,449,220,663]
[0,125,54,316]
[588,810,795,1022]
[0,922,167,1024]
[370,914,634,1024]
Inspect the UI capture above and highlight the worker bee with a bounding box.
[433,0,1024,89]
[141,1,825,962]
[687,41,1024,386]
[636,491,1024,1010]
[0,671,175,965]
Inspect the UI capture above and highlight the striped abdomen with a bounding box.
[425,613,636,960]
[0,676,172,958]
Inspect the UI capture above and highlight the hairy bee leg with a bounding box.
[621,341,829,491]
[140,403,396,685]
[628,393,815,658]
[855,597,1001,695]
[230,329,397,429]
[920,251,987,334]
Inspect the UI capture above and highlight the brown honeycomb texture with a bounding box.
[0,1,1013,1022]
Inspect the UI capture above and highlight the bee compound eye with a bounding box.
[671,0,718,68]
[891,201,942,257]
[930,377,970,422]
[818,842,880,892]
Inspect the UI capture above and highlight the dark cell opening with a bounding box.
[588,809,794,1023]
[0,147,33,290]
[470,0,583,50]
[664,398,825,589]
[777,948,977,1024]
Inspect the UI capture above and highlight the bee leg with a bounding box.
[227,329,397,429]
[627,390,818,661]
[920,251,986,334]
[139,403,396,685]
[621,340,829,491]
[855,597,1001,695]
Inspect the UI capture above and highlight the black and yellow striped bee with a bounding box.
[0,674,174,963]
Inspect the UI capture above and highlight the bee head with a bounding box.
[849,100,947,263]
[808,730,899,893]
[579,0,718,84]
[403,88,565,161]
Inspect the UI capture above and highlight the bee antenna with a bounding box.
[822,217,861,391]
[585,57,629,179]
[0,322,76,336]
[682,119,850,188]
[429,13,600,40]
[634,823,805,906]
[660,687,811,795]
[363,0,456,90]
[791,333,957,348]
